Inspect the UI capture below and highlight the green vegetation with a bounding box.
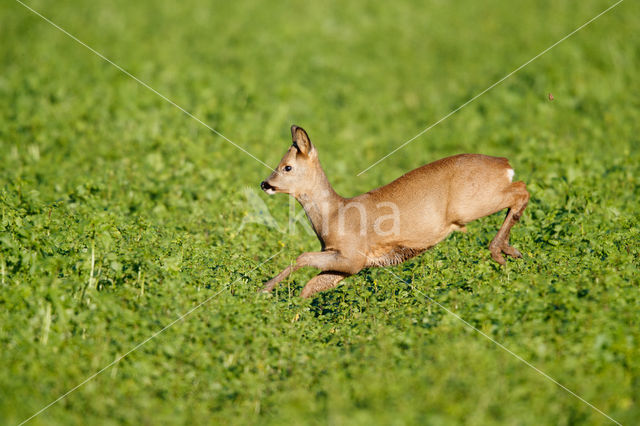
[1,0,638,424]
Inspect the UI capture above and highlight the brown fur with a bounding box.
[260,126,530,298]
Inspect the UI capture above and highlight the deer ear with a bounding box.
[291,125,314,156]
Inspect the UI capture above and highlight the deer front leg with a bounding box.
[301,272,351,298]
[260,264,297,293]
[260,250,364,293]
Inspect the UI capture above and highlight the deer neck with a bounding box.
[295,167,342,241]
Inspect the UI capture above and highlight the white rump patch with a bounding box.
[506,168,515,182]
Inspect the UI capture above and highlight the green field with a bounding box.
[1,0,639,424]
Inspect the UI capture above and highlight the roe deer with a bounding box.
[260,125,529,298]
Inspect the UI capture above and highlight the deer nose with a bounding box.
[260,181,270,191]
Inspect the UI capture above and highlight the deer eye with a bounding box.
[284,165,292,172]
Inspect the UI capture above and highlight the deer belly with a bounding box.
[365,245,426,267]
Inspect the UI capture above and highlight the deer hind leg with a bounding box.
[301,272,351,298]
[489,181,530,265]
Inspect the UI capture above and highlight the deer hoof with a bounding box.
[258,281,276,293]
[489,242,506,265]
[502,245,522,258]
[489,248,506,265]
